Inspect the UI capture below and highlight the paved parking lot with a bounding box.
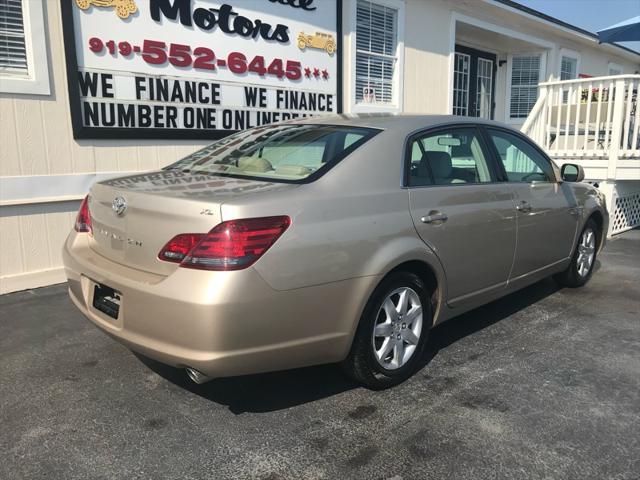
[1,230,639,480]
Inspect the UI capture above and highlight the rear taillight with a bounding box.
[74,195,92,234]
[158,216,291,271]
[158,233,204,263]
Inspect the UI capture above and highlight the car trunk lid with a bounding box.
[87,170,293,276]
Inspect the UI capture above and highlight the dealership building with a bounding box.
[1,0,639,294]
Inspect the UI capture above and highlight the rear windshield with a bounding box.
[166,124,378,183]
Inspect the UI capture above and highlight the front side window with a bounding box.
[355,0,398,105]
[487,129,555,183]
[166,124,377,183]
[408,128,494,186]
[510,54,542,119]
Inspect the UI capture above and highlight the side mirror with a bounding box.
[561,163,585,182]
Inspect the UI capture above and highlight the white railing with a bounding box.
[522,75,640,180]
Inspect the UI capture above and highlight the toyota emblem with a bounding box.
[112,196,127,216]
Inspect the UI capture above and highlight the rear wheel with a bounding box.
[342,272,431,389]
[554,219,599,288]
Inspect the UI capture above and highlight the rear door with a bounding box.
[483,127,579,279]
[406,125,517,306]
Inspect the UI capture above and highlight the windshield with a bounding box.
[166,124,378,183]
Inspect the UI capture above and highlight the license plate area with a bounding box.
[92,284,121,320]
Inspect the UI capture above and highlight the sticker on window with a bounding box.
[363,87,376,103]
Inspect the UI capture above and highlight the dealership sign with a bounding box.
[62,0,342,139]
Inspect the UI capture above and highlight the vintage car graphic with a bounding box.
[75,0,138,19]
[297,32,337,55]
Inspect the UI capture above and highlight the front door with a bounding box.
[453,45,497,119]
[483,127,579,279]
[406,126,517,306]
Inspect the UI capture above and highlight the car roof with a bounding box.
[293,114,513,133]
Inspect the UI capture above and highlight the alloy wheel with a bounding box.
[371,287,423,370]
[576,227,596,277]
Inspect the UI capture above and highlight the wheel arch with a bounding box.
[580,207,607,253]
[378,258,445,327]
[588,210,604,245]
[342,236,449,355]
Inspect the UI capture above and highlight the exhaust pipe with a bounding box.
[185,367,212,384]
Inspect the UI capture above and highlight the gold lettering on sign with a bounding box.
[75,0,138,19]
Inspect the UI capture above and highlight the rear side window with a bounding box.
[408,127,494,186]
[487,129,555,182]
[167,124,378,183]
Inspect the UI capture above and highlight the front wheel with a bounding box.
[342,272,431,389]
[554,219,599,288]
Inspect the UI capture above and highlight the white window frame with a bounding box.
[558,48,580,81]
[608,62,624,76]
[349,0,405,114]
[505,51,547,124]
[0,0,50,95]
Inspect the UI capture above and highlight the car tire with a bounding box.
[553,218,600,288]
[342,271,431,389]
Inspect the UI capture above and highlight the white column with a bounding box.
[597,180,616,237]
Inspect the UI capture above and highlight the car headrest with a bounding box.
[275,165,314,177]
[237,157,273,173]
[424,151,452,180]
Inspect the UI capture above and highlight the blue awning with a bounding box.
[597,16,640,44]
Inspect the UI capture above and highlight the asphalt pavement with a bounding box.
[1,230,639,480]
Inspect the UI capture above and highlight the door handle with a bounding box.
[421,212,448,224]
[516,201,532,213]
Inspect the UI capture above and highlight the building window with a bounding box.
[608,63,623,75]
[560,56,578,81]
[509,54,541,119]
[355,0,398,106]
[560,53,578,102]
[0,0,50,95]
[476,57,494,119]
[0,0,28,75]
[452,53,470,116]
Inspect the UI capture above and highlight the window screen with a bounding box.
[0,0,28,75]
[355,0,398,105]
[510,55,541,119]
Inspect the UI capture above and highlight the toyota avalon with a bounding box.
[63,115,608,388]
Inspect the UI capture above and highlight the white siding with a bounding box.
[0,1,205,294]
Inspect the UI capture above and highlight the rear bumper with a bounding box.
[63,233,377,378]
